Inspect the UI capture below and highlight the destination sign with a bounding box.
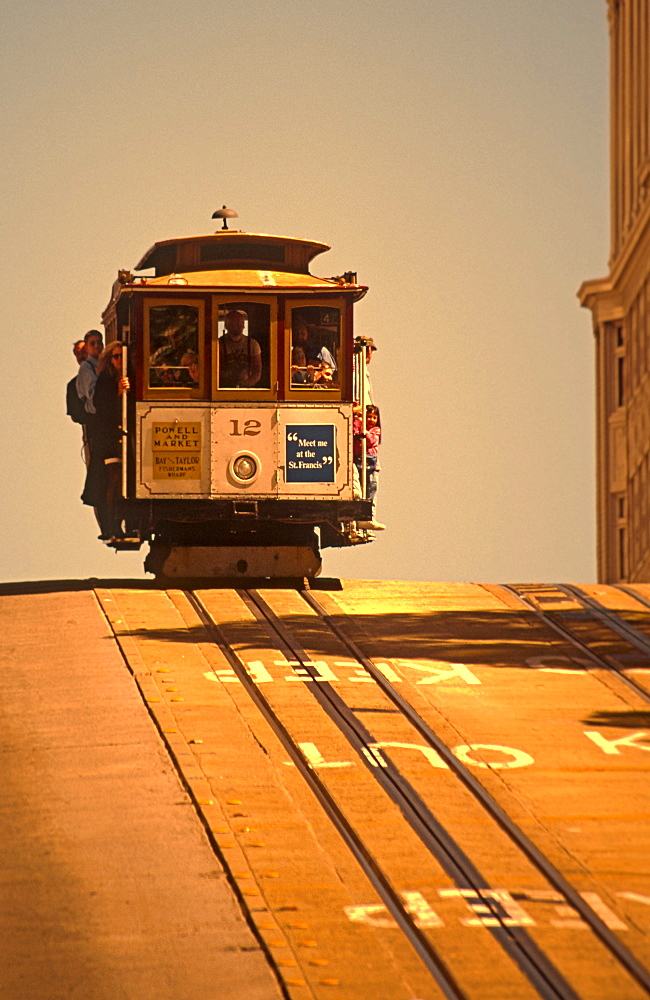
[152,422,202,480]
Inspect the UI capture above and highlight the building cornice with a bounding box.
[577,276,623,324]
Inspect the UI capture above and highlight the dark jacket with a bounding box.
[93,370,123,461]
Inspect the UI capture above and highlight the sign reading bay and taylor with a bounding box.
[152,423,202,480]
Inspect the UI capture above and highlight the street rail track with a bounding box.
[183,587,650,1000]
[186,589,468,1000]
[97,583,650,999]
[502,584,650,704]
[301,587,650,994]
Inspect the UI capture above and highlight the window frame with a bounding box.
[211,295,278,401]
[284,297,346,401]
[143,296,206,401]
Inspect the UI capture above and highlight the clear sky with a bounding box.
[0,0,609,584]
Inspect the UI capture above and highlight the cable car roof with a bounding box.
[134,231,333,277]
[139,268,365,291]
[104,229,368,317]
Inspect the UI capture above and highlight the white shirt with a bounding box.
[76,355,99,414]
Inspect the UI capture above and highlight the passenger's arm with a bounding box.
[247,343,262,386]
[76,363,96,414]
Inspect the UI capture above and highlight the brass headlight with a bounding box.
[232,455,257,481]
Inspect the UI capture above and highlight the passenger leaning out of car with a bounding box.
[66,340,89,457]
[76,330,103,419]
[353,403,385,533]
[84,342,130,540]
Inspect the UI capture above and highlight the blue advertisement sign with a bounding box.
[286,424,336,483]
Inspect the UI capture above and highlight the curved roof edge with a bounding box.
[134,231,331,276]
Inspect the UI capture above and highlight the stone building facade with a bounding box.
[579,0,650,582]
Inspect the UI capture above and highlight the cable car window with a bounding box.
[217,302,270,389]
[148,304,200,389]
[290,306,340,389]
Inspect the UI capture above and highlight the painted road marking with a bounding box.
[581,892,628,930]
[345,888,631,930]
[438,889,535,927]
[400,891,445,927]
[344,904,396,928]
[368,741,448,769]
[395,659,481,685]
[374,662,402,682]
[452,744,535,769]
[279,660,340,682]
[297,742,354,769]
[246,661,274,683]
[283,740,535,770]
[361,746,389,768]
[203,658,479,685]
[584,730,650,755]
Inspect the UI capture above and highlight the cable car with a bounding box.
[100,208,377,579]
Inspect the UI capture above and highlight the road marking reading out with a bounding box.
[453,744,535,770]
[284,740,535,771]
[368,741,448,769]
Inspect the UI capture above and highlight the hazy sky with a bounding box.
[1,0,609,584]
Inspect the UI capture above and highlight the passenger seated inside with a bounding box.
[180,351,199,387]
[291,346,309,385]
[218,309,262,388]
[158,365,185,388]
[313,361,335,388]
[148,306,198,388]
[291,310,339,389]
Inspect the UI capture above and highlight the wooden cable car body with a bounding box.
[101,222,374,578]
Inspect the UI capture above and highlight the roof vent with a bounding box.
[211,205,239,230]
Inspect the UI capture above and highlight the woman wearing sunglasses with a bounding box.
[90,341,130,540]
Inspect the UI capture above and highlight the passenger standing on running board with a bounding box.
[354,404,385,532]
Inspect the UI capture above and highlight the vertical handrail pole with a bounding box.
[121,343,128,498]
[359,342,368,501]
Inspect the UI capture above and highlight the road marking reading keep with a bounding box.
[394,659,481,685]
[345,888,629,931]
[203,657,480,686]
[584,730,650,755]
